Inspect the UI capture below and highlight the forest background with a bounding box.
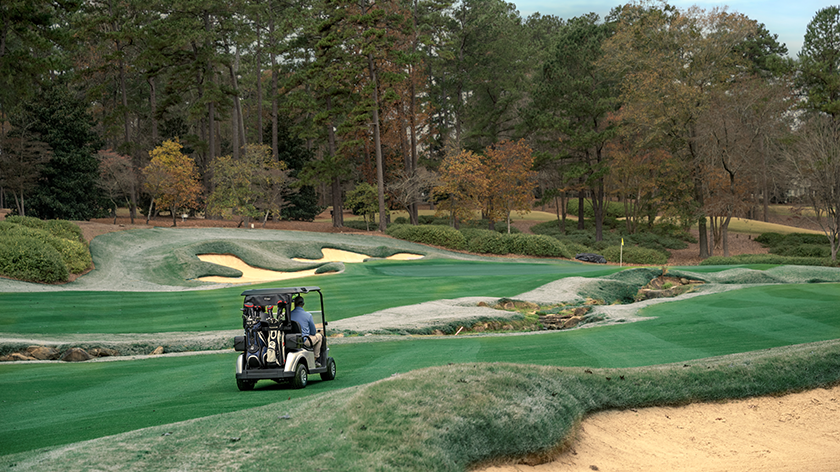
[2,0,840,262]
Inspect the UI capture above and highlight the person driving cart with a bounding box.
[290,295,323,366]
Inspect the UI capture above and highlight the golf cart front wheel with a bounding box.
[293,363,308,389]
[236,378,255,391]
[321,357,336,381]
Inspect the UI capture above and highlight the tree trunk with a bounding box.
[269,17,278,160]
[368,53,387,233]
[255,16,263,145]
[326,96,343,228]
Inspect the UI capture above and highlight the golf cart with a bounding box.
[233,286,336,391]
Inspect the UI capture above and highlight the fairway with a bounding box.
[2,281,840,455]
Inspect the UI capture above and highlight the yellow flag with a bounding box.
[621,238,624,246]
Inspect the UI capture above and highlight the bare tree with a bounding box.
[387,167,438,225]
[788,115,840,261]
[0,127,51,216]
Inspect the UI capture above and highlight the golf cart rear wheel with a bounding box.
[236,378,255,391]
[321,357,336,381]
[293,363,308,389]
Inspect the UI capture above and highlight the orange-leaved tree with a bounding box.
[433,149,488,229]
[142,139,202,226]
[483,140,536,233]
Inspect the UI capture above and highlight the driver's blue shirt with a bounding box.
[289,306,317,337]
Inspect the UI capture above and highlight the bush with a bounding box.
[700,254,837,267]
[0,221,91,274]
[566,199,625,219]
[385,224,467,250]
[505,233,572,258]
[773,244,831,258]
[602,245,668,265]
[755,232,785,247]
[464,229,510,255]
[0,234,69,283]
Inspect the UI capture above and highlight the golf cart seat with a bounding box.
[284,321,307,350]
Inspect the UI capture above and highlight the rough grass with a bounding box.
[3,340,838,471]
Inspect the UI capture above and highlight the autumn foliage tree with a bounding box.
[142,139,202,226]
[482,140,536,233]
[206,144,292,227]
[433,149,488,229]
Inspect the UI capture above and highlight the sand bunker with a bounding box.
[196,255,319,284]
[481,385,840,472]
[293,248,423,263]
[196,250,423,284]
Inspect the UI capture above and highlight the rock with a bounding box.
[60,348,93,362]
[562,316,584,329]
[477,301,489,307]
[0,352,37,362]
[25,346,61,360]
[150,346,165,355]
[573,306,590,317]
[503,301,515,310]
[89,347,120,357]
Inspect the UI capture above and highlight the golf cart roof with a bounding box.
[240,287,321,297]
[240,287,321,308]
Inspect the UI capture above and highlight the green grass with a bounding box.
[0,260,616,335]
[2,340,839,470]
[2,281,839,457]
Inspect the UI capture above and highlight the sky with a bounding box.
[511,1,833,57]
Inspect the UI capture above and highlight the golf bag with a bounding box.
[242,303,267,368]
[263,318,283,367]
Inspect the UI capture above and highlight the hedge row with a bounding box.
[700,254,838,267]
[385,224,574,258]
[0,218,90,283]
[460,229,573,258]
[385,224,467,250]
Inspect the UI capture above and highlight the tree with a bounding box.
[601,4,756,258]
[19,82,105,220]
[797,6,840,119]
[0,127,52,216]
[528,14,618,240]
[696,77,793,256]
[788,115,840,261]
[388,167,438,223]
[433,148,488,228]
[97,150,138,224]
[482,140,536,233]
[345,181,380,231]
[142,139,202,226]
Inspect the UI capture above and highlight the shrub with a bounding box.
[464,229,510,255]
[755,232,784,247]
[0,221,91,274]
[0,234,69,283]
[602,245,668,265]
[700,254,837,267]
[773,244,831,258]
[566,199,624,218]
[505,233,572,258]
[385,224,467,250]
